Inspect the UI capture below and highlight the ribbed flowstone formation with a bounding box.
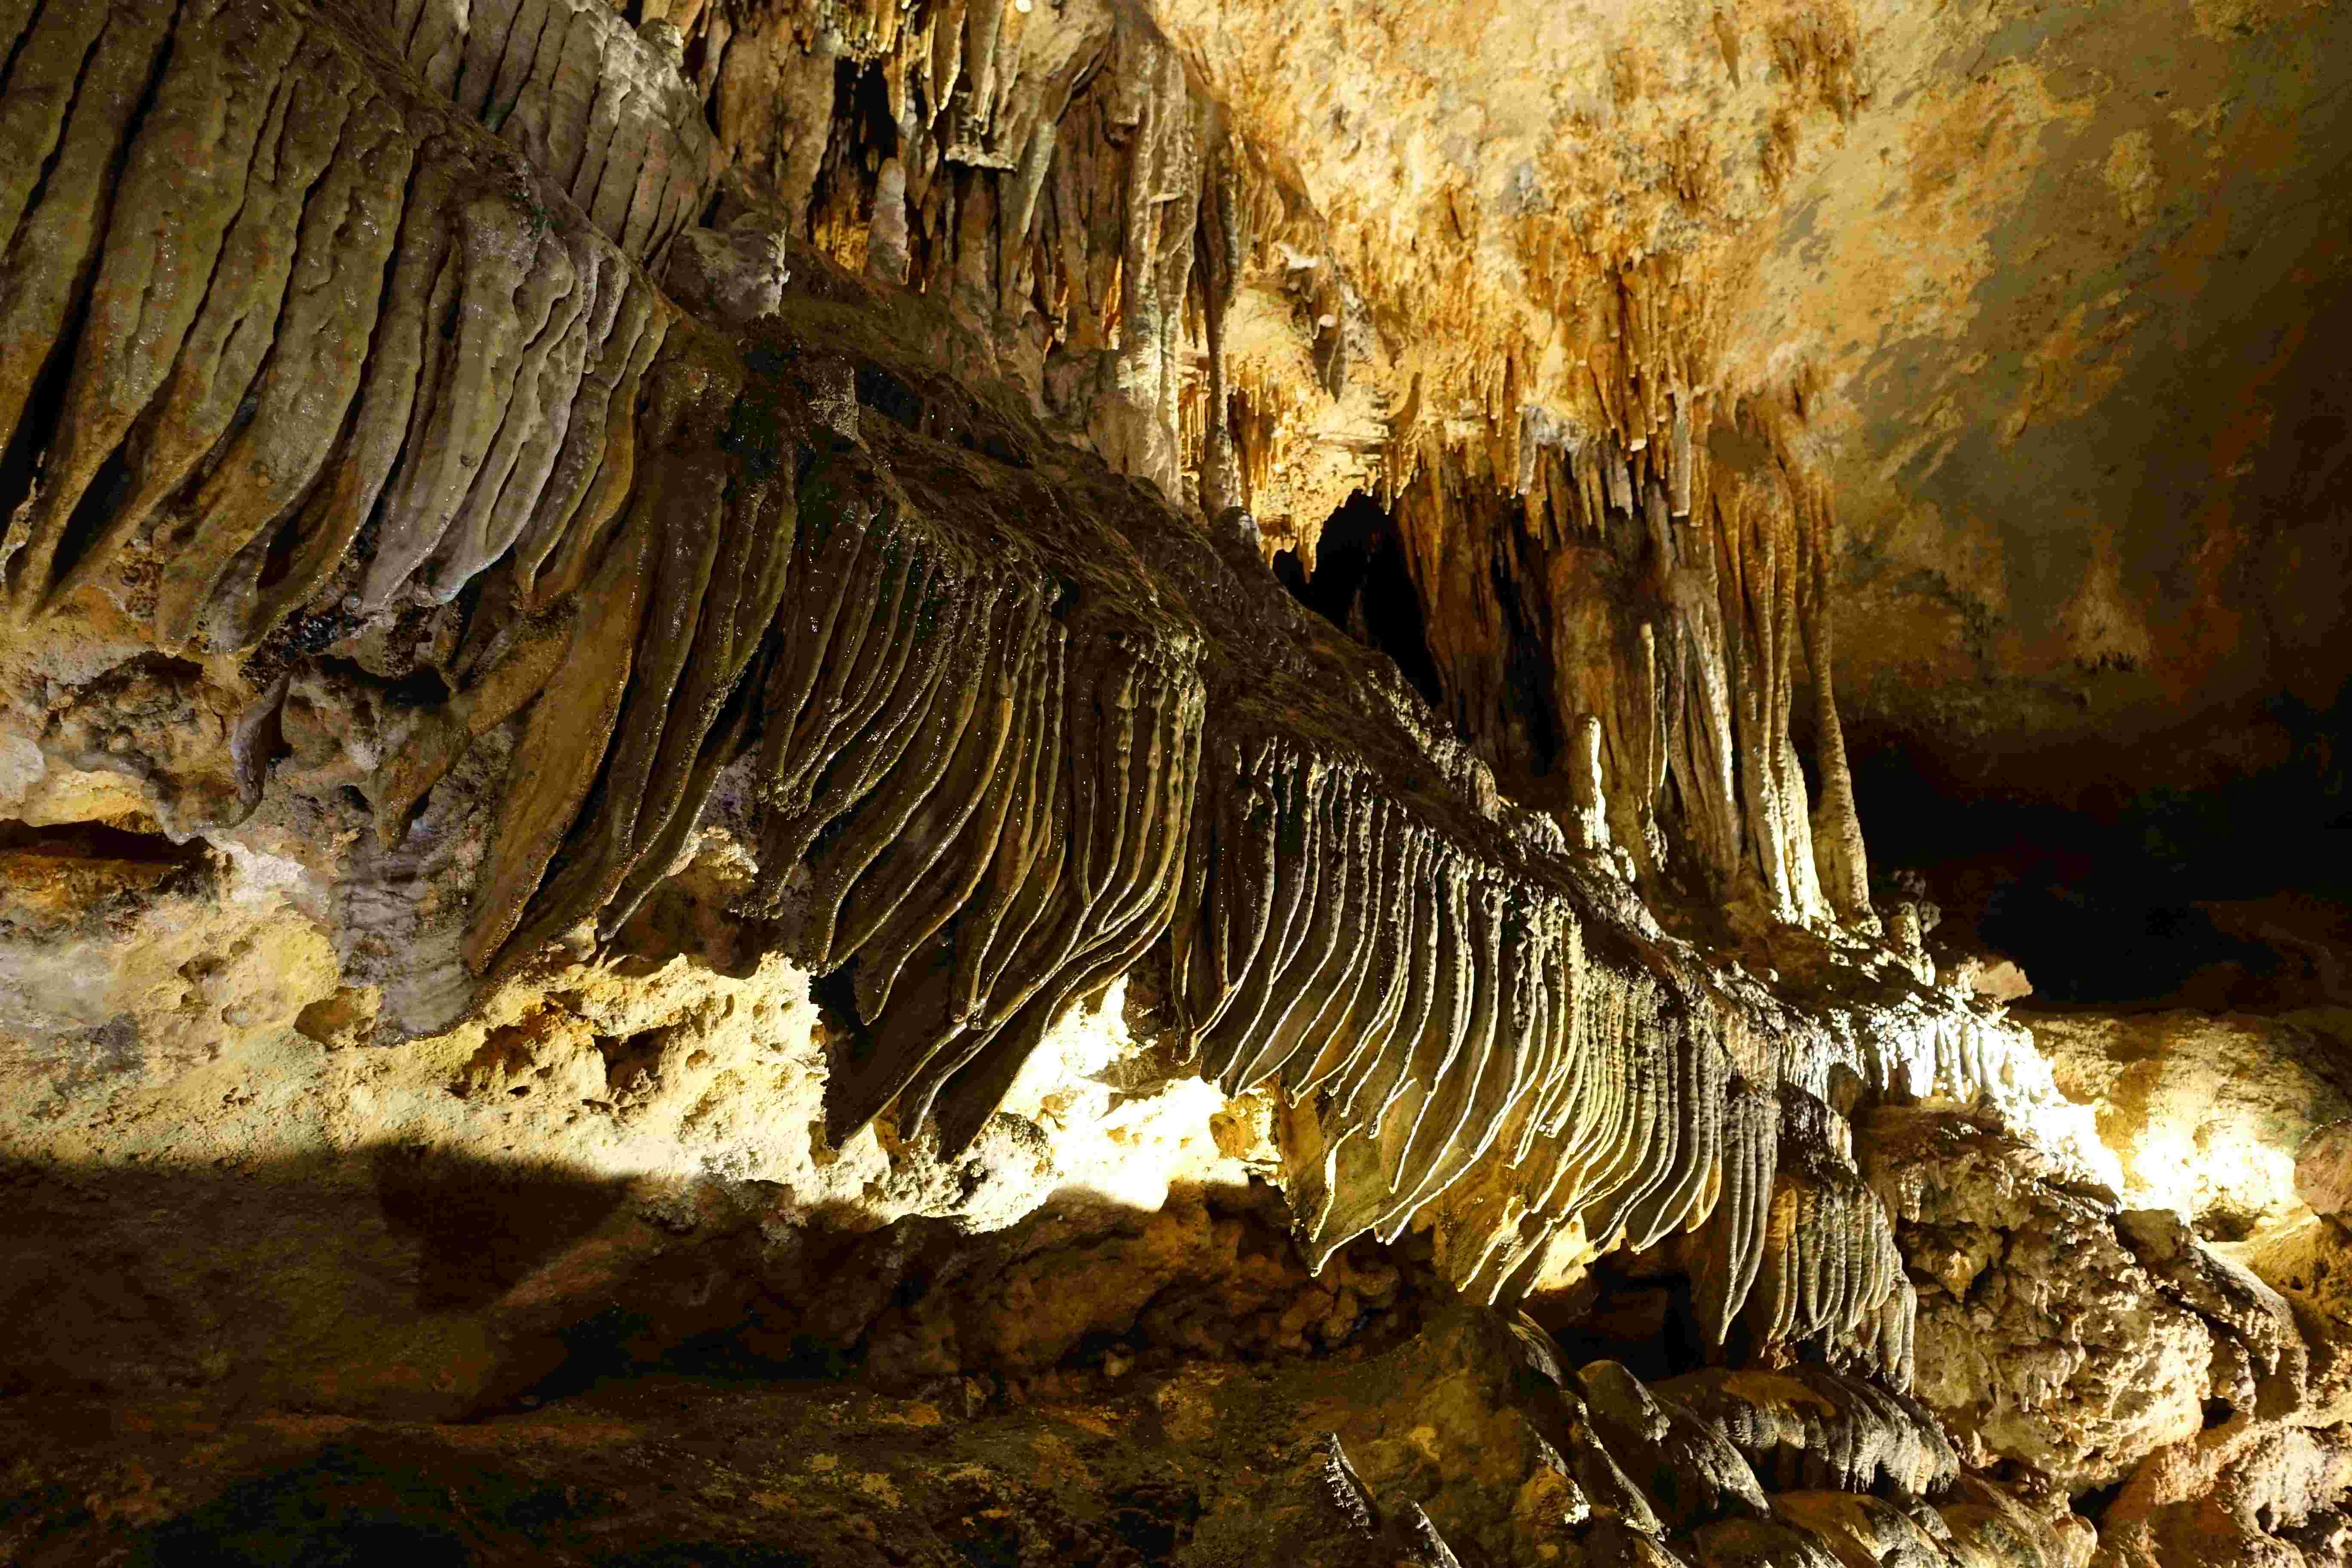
[0,0,2348,1564]
[0,0,2031,1341]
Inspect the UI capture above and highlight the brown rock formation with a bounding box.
[0,0,2344,1561]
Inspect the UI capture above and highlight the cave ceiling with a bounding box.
[1151,0,2352,808]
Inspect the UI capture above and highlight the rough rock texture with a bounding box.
[3,1299,2093,1568]
[1861,1108,2224,1488]
[2305,1124,2352,1222]
[2036,1009,2352,1241]
[1858,1106,2352,1558]
[0,0,2345,1562]
[372,0,724,264]
[1148,0,2352,818]
[2094,1418,2352,1568]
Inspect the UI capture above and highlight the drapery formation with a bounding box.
[0,0,2037,1385]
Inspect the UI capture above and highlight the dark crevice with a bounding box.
[1490,501,1560,775]
[0,1,50,99]
[847,58,899,163]
[43,438,137,597]
[0,290,95,574]
[1276,492,1446,713]
[1526,1262,1709,1384]
[2069,1476,2125,1524]
[802,59,897,249]
[4,3,187,597]
[310,655,452,710]
[0,817,208,873]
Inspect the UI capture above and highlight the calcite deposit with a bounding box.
[0,0,2346,1562]
[2037,1009,2352,1241]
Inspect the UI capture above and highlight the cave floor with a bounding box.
[0,1302,1565,1567]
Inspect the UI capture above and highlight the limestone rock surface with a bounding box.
[2036,1008,2352,1240]
[2304,1123,2352,1222]
[0,1296,2096,1568]
[0,0,2343,1563]
[1859,1108,2226,1487]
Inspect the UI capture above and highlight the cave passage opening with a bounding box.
[1845,688,2352,1009]
[1272,492,1447,714]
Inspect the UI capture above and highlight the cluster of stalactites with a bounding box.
[736,441,1211,1158]
[0,0,1944,1397]
[1170,743,1621,1281]
[343,0,1358,535]
[0,0,1221,1159]
[0,0,706,647]
[1145,716,1914,1371]
[619,0,1335,514]
[1742,1087,1914,1389]
[1381,396,1871,932]
[1649,1362,1960,1500]
[369,0,725,266]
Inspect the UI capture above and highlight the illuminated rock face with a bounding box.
[0,0,1981,1340]
[2038,1010,2352,1243]
[0,0,2346,1562]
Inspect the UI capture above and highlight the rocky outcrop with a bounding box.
[0,0,2344,1564]
[1859,1108,2235,1488]
[1851,1099,2352,1558]
[2094,1419,2352,1568]
[2304,1123,2352,1222]
[3,1297,2094,1568]
[2036,1009,2352,1241]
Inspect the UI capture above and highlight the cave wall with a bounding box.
[0,0,2349,1563]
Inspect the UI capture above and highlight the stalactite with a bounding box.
[1779,422,1876,934]
[1658,1364,1959,1499]
[1384,399,1866,934]
[377,0,722,265]
[1737,1086,1907,1379]
[0,0,2052,1430]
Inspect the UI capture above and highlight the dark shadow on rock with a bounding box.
[123,1443,487,1567]
[104,1435,829,1568]
[1849,684,2352,1008]
[371,1145,634,1312]
[0,1146,631,1412]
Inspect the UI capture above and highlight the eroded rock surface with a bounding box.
[3,1300,2093,1568]
[1862,1108,2220,1488]
[0,0,2344,1563]
[2037,1009,2352,1240]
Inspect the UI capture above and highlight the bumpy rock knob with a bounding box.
[637,18,686,69]
[2298,1121,2352,1219]
[665,222,793,327]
